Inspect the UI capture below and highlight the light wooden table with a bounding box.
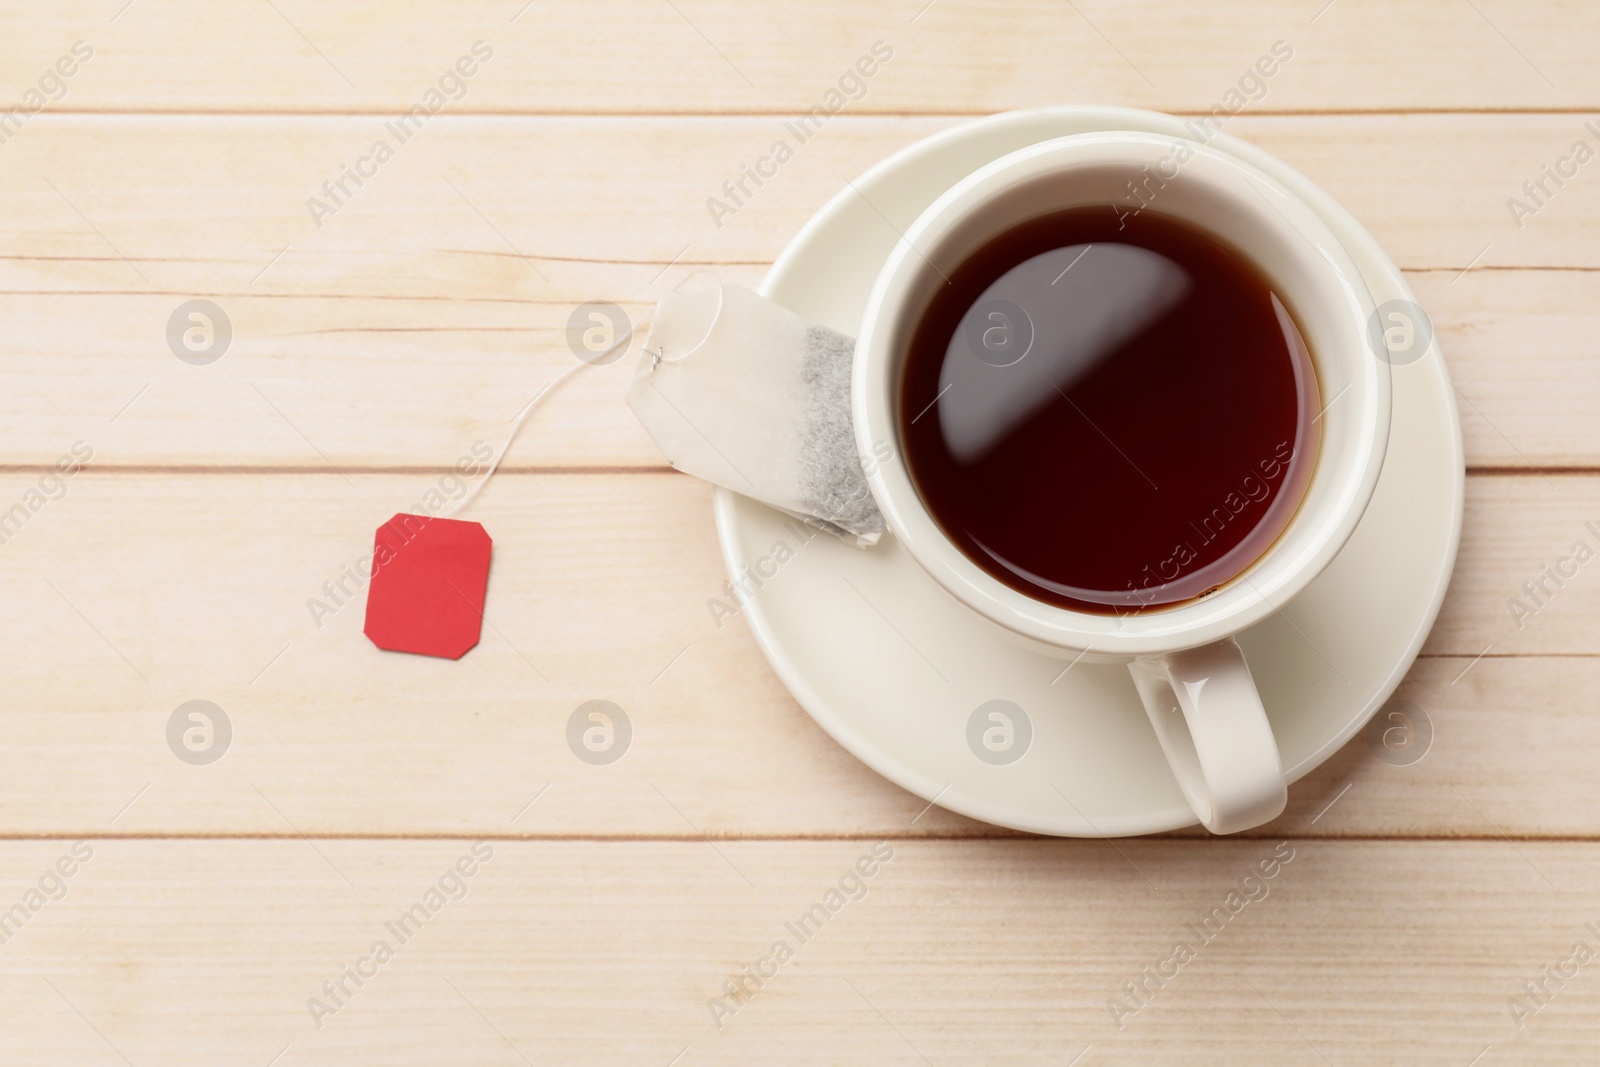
[1,2,1597,1063]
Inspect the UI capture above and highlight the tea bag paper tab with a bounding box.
[363,514,492,660]
[626,283,884,545]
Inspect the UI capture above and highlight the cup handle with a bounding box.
[1126,638,1286,834]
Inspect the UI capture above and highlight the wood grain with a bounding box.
[0,838,1594,1064]
[0,1,1592,113]
[4,115,1593,286]
[0,116,1597,469]
[2,267,1595,472]
[0,471,1590,839]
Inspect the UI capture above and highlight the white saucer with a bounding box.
[714,107,1464,837]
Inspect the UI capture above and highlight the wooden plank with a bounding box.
[0,116,1593,280]
[0,470,1593,839]
[0,837,1594,1063]
[0,1,1592,114]
[0,116,1597,468]
[1429,475,1600,657]
[0,267,1588,473]
[1418,268,1600,472]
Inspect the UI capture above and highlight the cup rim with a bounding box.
[852,130,1391,657]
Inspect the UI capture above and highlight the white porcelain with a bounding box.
[716,106,1463,838]
[850,132,1389,832]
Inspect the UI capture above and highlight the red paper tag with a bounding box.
[363,514,492,660]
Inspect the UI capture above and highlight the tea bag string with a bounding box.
[447,270,721,518]
[445,359,590,517]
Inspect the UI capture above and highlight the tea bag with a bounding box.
[626,281,884,545]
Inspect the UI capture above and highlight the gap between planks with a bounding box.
[22,107,1600,119]
[0,832,1597,843]
[1,266,1597,279]
[0,464,683,476]
[0,465,1573,477]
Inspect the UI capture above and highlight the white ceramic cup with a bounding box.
[853,132,1390,834]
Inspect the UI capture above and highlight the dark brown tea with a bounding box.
[899,206,1319,614]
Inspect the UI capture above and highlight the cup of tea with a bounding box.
[854,131,1389,834]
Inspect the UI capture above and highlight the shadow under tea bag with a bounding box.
[625,281,885,545]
